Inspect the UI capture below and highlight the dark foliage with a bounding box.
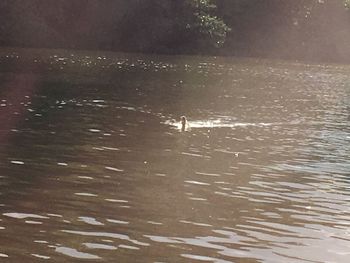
[0,0,349,62]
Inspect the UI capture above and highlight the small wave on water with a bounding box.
[164,117,348,131]
[165,118,272,130]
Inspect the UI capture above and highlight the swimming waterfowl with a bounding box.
[181,116,187,132]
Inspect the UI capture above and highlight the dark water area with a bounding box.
[0,50,349,262]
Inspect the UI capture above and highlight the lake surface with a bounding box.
[0,50,349,262]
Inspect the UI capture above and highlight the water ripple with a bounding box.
[55,246,100,259]
[61,230,149,247]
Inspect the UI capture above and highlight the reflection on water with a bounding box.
[0,51,349,262]
[166,118,274,130]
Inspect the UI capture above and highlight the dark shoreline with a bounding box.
[0,47,348,78]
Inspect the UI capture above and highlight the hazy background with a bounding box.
[0,0,349,62]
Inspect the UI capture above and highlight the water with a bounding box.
[0,50,349,262]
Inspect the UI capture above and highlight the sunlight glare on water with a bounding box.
[0,52,349,262]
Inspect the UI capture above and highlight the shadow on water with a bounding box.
[0,49,349,262]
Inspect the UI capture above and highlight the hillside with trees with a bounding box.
[0,0,349,62]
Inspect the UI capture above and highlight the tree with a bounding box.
[112,0,230,53]
[345,0,350,8]
[183,0,231,48]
